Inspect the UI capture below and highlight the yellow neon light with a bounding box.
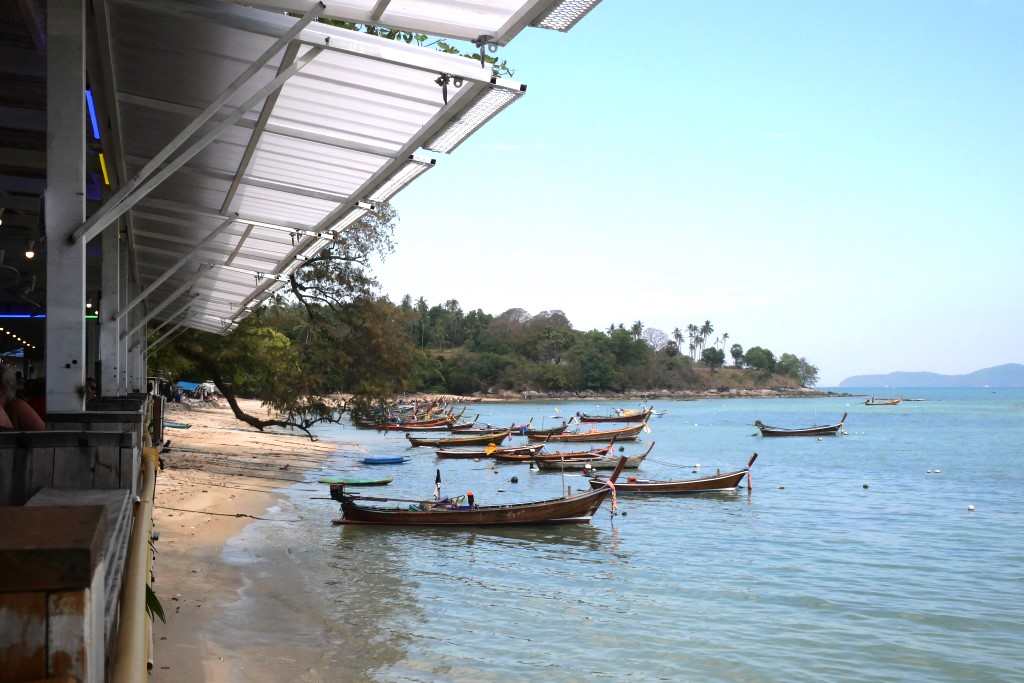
[98,152,110,186]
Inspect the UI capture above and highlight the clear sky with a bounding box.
[376,1,1024,385]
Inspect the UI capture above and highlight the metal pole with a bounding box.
[45,0,87,412]
[99,219,122,395]
[115,215,236,322]
[71,2,325,243]
[122,274,201,339]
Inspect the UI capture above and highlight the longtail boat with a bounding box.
[533,442,654,471]
[406,431,511,448]
[524,420,570,437]
[865,397,901,406]
[494,443,612,463]
[531,420,647,443]
[330,458,628,526]
[450,423,515,436]
[356,408,466,431]
[434,444,545,459]
[577,407,653,423]
[754,413,847,437]
[588,453,757,494]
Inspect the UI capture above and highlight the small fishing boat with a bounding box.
[533,442,654,471]
[531,421,647,443]
[524,420,570,437]
[577,407,653,423]
[435,444,545,459]
[754,413,847,437]
[494,444,611,463]
[362,456,409,465]
[164,420,192,429]
[329,458,628,526]
[319,475,393,486]
[449,423,515,436]
[864,397,901,406]
[588,454,757,494]
[406,431,511,448]
[356,408,466,430]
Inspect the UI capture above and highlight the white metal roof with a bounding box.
[223,0,604,45]
[95,0,529,334]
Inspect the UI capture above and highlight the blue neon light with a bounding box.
[86,89,101,140]
[0,314,46,319]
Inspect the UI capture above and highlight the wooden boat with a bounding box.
[533,443,654,471]
[329,458,628,526]
[406,431,511,448]
[435,444,544,459]
[319,475,393,486]
[494,444,611,463]
[577,407,653,423]
[524,421,569,437]
[754,413,847,437]
[588,454,757,494]
[450,424,514,436]
[357,407,466,430]
[531,421,646,443]
[865,397,901,406]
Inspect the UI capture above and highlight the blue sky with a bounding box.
[376,1,1024,385]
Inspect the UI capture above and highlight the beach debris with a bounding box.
[968,505,976,512]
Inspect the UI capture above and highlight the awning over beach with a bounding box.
[220,0,603,44]
[81,0,559,338]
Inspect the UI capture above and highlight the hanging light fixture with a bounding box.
[24,241,35,259]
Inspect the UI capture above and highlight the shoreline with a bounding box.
[151,399,344,682]
[399,387,855,404]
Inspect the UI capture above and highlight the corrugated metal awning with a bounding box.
[92,0,529,334]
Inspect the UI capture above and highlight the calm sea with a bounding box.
[224,389,1024,682]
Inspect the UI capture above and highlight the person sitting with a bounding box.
[0,366,45,431]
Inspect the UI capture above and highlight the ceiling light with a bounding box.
[24,241,35,259]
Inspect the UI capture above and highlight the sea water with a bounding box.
[223,389,1024,682]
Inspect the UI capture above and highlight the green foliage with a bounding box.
[730,343,745,367]
[701,347,726,371]
[146,584,166,624]
[744,346,777,373]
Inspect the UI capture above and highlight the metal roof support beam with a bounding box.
[70,3,326,244]
[224,224,254,267]
[150,299,193,337]
[45,0,88,412]
[122,272,202,339]
[148,322,189,354]
[115,216,236,323]
[369,0,391,22]
[221,40,299,213]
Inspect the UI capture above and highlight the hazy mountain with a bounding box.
[840,363,1024,388]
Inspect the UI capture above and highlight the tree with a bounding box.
[777,353,802,379]
[672,327,683,350]
[797,358,820,387]
[699,320,714,357]
[721,332,729,351]
[701,347,725,371]
[630,320,644,341]
[642,327,670,351]
[730,343,745,367]
[664,340,680,357]
[744,346,776,373]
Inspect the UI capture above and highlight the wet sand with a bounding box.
[151,400,350,682]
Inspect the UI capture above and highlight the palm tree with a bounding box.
[672,327,683,350]
[686,324,699,360]
[630,320,644,341]
[699,320,713,358]
[721,332,729,351]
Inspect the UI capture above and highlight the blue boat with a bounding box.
[362,456,409,465]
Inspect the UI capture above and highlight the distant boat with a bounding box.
[864,397,901,406]
[532,442,654,471]
[319,475,393,486]
[530,421,647,443]
[406,431,511,448]
[754,413,847,437]
[577,407,653,423]
[588,453,757,494]
[434,444,544,459]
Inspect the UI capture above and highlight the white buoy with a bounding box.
[968,505,976,512]
[694,464,701,468]
[841,430,849,436]
[934,469,942,474]
[817,437,823,442]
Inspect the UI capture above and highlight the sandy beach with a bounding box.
[151,400,346,682]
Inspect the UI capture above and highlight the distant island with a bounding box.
[840,363,1024,388]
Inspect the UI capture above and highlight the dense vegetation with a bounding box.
[395,299,818,394]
